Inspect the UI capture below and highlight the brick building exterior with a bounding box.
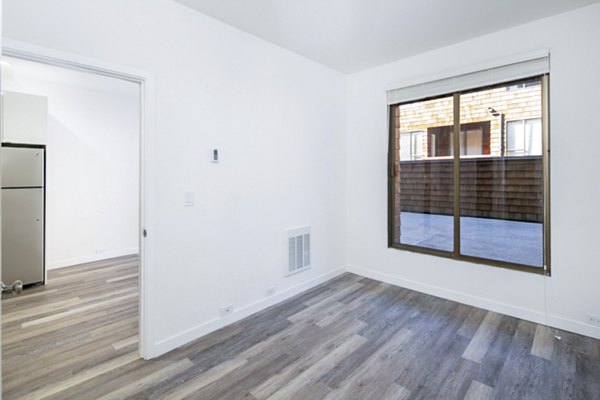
[397,81,541,159]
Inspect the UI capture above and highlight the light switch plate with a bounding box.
[184,191,194,207]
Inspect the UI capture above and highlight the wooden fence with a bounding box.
[399,156,543,222]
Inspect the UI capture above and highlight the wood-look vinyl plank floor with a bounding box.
[3,255,600,399]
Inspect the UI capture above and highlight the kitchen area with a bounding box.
[0,56,140,297]
[1,90,48,292]
[0,55,142,399]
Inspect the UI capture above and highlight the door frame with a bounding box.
[1,38,157,360]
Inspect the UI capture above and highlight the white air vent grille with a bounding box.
[287,227,311,275]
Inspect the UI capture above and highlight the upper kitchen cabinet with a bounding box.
[2,91,48,145]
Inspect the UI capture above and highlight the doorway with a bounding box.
[0,42,153,398]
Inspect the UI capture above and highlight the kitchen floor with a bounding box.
[2,255,139,399]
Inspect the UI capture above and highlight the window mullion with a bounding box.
[453,92,461,257]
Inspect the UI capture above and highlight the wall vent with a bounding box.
[287,226,310,275]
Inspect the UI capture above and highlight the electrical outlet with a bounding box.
[587,314,600,327]
[219,305,234,317]
[265,287,276,297]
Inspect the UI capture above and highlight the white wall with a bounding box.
[3,60,140,269]
[345,4,600,339]
[2,0,347,355]
[6,0,598,359]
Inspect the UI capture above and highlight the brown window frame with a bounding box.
[387,74,551,276]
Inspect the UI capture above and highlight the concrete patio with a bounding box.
[399,212,543,267]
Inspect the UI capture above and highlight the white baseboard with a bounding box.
[47,248,139,270]
[151,262,599,358]
[153,267,347,356]
[346,264,600,340]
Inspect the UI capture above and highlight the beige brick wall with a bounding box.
[397,83,541,157]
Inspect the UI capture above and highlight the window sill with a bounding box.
[388,243,548,276]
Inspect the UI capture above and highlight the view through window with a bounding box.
[389,76,548,271]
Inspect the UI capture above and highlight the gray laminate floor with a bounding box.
[2,256,599,399]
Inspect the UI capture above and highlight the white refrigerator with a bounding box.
[1,144,45,286]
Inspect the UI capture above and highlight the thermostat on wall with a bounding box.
[211,148,219,163]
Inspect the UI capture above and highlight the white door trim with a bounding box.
[1,38,157,359]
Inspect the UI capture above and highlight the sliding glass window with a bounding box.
[390,95,455,253]
[389,75,549,274]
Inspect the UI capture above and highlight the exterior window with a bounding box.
[506,118,542,156]
[389,75,549,273]
[427,122,490,157]
[400,131,424,160]
[427,126,453,157]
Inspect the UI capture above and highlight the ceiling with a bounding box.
[175,0,600,73]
